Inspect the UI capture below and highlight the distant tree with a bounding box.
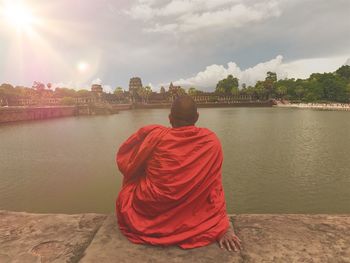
[0,83,14,90]
[264,72,277,98]
[254,81,267,100]
[32,81,45,91]
[240,84,251,97]
[336,65,350,81]
[188,87,198,96]
[54,88,77,98]
[113,87,124,101]
[231,86,239,96]
[0,83,16,105]
[177,87,186,96]
[295,85,305,100]
[306,72,347,102]
[0,84,15,97]
[137,86,152,103]
[77,89,91,97]
[275,78,296,99]
[346,84,350,102]
[60,97,76,105]
[244,86,255,98]
[276,85,287,99]
[303,78,323,101]
[266,71,277,82]
[114,87,124,94]
[216,75,239,94]
[144,86,152,103]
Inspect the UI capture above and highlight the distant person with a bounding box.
[116,95,241,251]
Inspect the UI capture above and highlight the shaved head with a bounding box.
[169,95,199,127]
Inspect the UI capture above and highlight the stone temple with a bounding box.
[91,84,103,100]
[91,84,103,93]
[129,77,142,92]
[129,77,143,103]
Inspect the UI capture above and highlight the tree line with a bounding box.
[211,65,350,102]
[1,65,350,105]
[0,81,102,106]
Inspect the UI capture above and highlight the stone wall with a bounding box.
[133,101,274,109]
[197,101,275,108]
[0,105,124,124]
[111,104,133,111]
[0,101,273,124]
[0,106,77,123]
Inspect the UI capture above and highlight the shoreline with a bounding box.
[275,102,350,111]
[3,100,350,124]
[0,101,274,124]
[0,105,119,124]
[1,210,349,262]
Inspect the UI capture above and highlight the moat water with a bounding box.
[1,108,350,214]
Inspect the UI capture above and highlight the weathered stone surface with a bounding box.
[0,211,106,263]
[1,211,349,262]
[80,215,242,263]
[81,214,350,263]
[234,214,350,263]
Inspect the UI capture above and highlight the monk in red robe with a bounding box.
[116,95,241,251]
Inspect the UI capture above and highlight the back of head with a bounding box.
[170,95,199,127]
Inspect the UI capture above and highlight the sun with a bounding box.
[2,2,35,31]
[77,62,89,73]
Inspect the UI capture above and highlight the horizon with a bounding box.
[1,62,350,94]
[0,0,349,92]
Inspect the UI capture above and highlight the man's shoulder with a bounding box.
[197,127,222,145]
[134,125,169,139]
[139,124,167,132]
[138,124,168,134]
[198,127,218,137]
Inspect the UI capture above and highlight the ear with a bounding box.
[194,112,199,123]
[169,114,174,126]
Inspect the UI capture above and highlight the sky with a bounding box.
[0,0,349,92]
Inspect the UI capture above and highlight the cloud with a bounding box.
[127,0,282,33]
[91,78,113,93]
[103,85,113,93]
[172,55,348,91]
[52,82,74,90]
[126,3,154,20]
[91,78,103,85]
[345,58,350,66]
[52,78,114,93]
[173,55,285,90]
[281,56,349,79]
[128,0,248,19]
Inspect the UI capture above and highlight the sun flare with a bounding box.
[77,62,89,73]
[1,2,36,31]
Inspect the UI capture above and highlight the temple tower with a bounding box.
[168,82,181,101]
[91,84,103,103]
[129,77,143,103]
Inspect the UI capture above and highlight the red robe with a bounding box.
[116,125,229,249]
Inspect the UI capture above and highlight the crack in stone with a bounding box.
[68,216,108,263]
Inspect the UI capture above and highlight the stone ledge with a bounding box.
[0,211,349,262]
[0,211,107,263]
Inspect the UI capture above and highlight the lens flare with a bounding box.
[2,2,36,32]
[0,1,98,85]
[77,62,89,73]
